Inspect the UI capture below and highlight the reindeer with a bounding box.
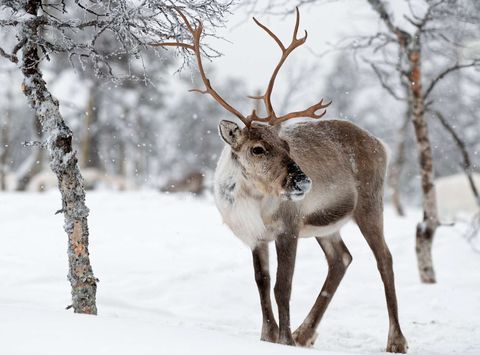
[154,8,408,353]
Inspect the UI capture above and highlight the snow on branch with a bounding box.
[22,140,46,148]
[0,46,18,62]
[0,0,233,80]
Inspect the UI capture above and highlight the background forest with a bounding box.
[1,1,478,198]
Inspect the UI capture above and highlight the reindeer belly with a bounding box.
[299,194,356,238]
[299,215,352,238]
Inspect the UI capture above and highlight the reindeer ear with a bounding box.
[218,120,241,147]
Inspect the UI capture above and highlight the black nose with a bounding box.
[283,162,312,200]
[287,163,307,184]
[287,162,302,175]
[286,163,309,187]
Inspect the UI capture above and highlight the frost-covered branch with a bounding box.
[0,46,17,62]
[22,140,45,148]
[1,0,233,80]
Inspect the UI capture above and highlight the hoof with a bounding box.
[278,337,296,346]
[387,334,408,353]
[293,328,318,347]
[260,325,279,344]
[278,331,296,346]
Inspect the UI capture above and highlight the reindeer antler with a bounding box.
[152,7,331,127]
[248,7,331,125]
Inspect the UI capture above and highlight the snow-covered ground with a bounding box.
[1,191,479,355]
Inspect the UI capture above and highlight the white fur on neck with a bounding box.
[214,146,267,249]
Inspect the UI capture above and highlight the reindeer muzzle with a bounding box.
[281,163,312,201]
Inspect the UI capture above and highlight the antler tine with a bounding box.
[292,7,303,43]
[252,17,286,52]
[151,7,251,127]
[273,99,332,125]
[251,7,310,124]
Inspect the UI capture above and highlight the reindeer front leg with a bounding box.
[274,233,298,346]
[252,243,278,343]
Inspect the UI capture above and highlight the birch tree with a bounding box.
[0,0,231,313]
[364,0,480,283]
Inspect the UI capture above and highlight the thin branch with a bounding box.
[0,46,18,63]
[0,19,19,27]
[150,42,194,50]
[368,61,406,101]
[424,60,480,99]
[409,0,447,29]
[22,140,46,148]
[12,38,27,55]
[432,110,480,206]
[403,14,421,28]
[406,0,423,22]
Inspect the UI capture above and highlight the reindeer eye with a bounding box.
[251,146,266,156]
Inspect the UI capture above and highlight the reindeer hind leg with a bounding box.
[355,204,408,353]
[293,233,352,347]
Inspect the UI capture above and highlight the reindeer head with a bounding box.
[153,7,330,200]
[218,120,311,200]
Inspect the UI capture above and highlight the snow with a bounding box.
[1,191,479,355]
[436,173,480,220]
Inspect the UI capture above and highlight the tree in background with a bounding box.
[365,0,480,283]
[0,0,231,314]
[0,70,14,190]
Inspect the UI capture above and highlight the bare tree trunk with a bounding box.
[388,112,410,217]
[81,86,101,170]
[21,0,97,314]
[134,113,145,181]
[15,116,43,191]
[0,79,11,190]
[118,138,126,177]
[0,122,8,191]
[408,45,438,284]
